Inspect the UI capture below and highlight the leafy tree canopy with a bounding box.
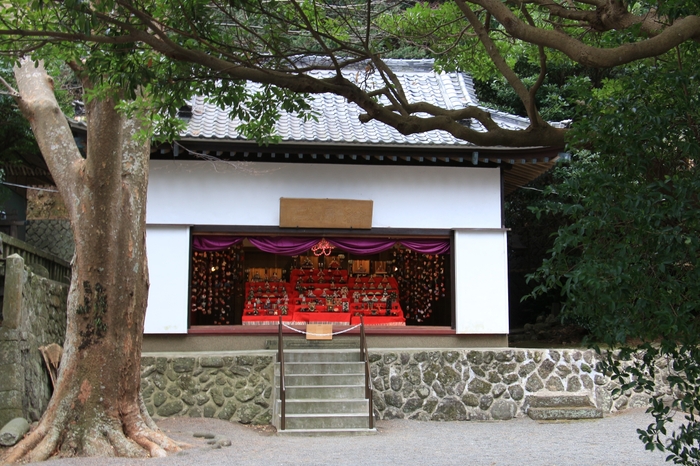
[527,40,700,463]
[1,0,697,147]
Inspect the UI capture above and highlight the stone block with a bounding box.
[462,393,479,407]
[491,400,517,420]
[442,351,460,364]
[217,401,237,420]
[372,392,386,411]
[437,366,460,387]
[230,366,251,377]
[528,406,603,420]
[0,365,22,391]
[538,359,555,379]
[566,376,582,392]
[487,371,502,384]
[432,381,446,397]
[0,417,30,446]
[238,404,261,424]
[203,404,217,418]
[492,383,507,398]
[525,374,544,392]
[383,408,404,420]
[385,391,403,408]
[0,409,24,430]
[466,351,482,365]
[431,398,467,421]
[518,361,536,377]
[0,343,20,366]
[156,400,184,417]
[468,378,492,395]
[479,395,493,411]
[497,362,517,376]
[210,388,225,406]
[153,391,167,408]
[236,355,256,366]
[383,352,398,364]
[390,375,402,391]
[423,397,439,414]
[172,358,195,373]
[200,357,224,368]
[508,385,524,401]
[2,255,26,329]
[402,397,424,414]
[235,387,257,403]
[495,350,514,362]
[0,390,22,410]
[545,376,564,392]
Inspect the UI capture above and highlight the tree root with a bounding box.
[1,405,181,463]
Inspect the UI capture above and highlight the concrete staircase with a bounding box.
[526,393,603,421]
[272,346,376,436]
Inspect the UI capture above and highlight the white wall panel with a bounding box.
[147,160,502,229]
[144,225,191,334]
[453,229,509,334]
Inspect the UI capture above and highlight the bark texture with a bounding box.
[0,60,181,463]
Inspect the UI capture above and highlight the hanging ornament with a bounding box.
[312,238,335,256]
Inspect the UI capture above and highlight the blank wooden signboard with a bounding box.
[279,198,373,229]
[306,324,333,340]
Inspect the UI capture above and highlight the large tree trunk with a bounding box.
[1,60,180,462]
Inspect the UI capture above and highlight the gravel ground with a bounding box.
[10,408,669,466]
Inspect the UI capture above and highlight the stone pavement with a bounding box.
[34,407,670,466]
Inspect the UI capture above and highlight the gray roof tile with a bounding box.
[183,59,549,146]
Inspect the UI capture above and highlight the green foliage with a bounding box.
[529,42,700,464]
[0,64,39,164]
[0,0,320,144]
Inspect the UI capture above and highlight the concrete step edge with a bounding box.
[285,413,370,418]
[527,407,604,420]
[277,428,377,436]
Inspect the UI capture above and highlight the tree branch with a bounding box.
[469,0,700,67]
[0,75,19,97]
[455,0,545,127]
[520,5,547,122]
[13,58,82,216]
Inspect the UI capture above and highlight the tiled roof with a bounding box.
[183,59,553,146]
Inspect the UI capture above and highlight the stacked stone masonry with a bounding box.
[141,355,275,425]
[141,349,670,424]
[0,254,68,428]
[25,220,75,263]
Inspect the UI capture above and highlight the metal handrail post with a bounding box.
[278,316,286,430]
[360,316,374,429]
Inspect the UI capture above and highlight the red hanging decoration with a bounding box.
[312,238,334,256]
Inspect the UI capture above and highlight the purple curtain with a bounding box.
[400,239,450,255]
[193,236,244,251]
[328,238,397,255]
[193,235,451,255]
[248,237,320,255]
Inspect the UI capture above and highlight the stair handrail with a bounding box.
[360,315,374,429]
[278,316,286,430]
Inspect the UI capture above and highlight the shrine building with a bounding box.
[142,59,565,350]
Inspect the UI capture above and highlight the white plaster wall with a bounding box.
[147,160,502,228]
[453,229,509,334]
[145,160,508,335]
[144,225,191,334]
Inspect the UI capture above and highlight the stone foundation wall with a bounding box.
[0,254,68,427]
[141,354,275,425]
[368,348,661,421]
[141,348,670,425]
